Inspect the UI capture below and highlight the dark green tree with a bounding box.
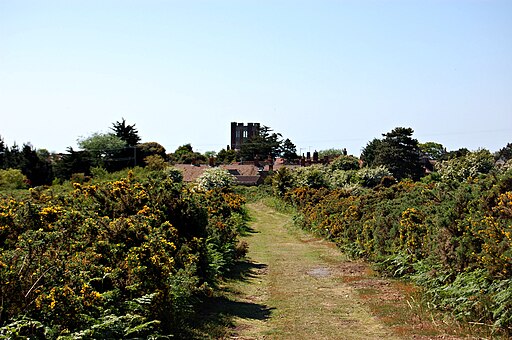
[54,148,93,180]
[495,142,512,162]
[441,148,470,161]
[216,148,239,164]
[0,136,6,168]
[111,118,141,146]
[19,144,53,186]
[240,126,282,161]
[138,142,167,166]
[170,144,206,164]
[360,138,382,167]
[0,138,53,185]
[280,138,298,161]
[374,127,423,181]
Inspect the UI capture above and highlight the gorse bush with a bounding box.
[279,156,512,334]
[0,169,247,338]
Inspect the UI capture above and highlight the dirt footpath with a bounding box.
[217,201,473,340]
[226,202,398,339]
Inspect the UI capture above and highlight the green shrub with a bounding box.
[272,167,295,196]
[195,168,236,191]
[0,168,28,190]
[329,155,360,171]
[0,170,248,337]
[279,168,512,332]
[293,165,328,189]
[436,149,496,182]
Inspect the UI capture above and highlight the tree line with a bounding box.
[1,121,511,188]
[0,120,300,187]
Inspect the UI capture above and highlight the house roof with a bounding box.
[173,164,264,183]
[266,164,302,171]
[220,164,261,176]
[173,164,209,182]
[235,176,263,186]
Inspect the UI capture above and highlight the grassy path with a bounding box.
[196,200,475,339]
[226,201,398,339]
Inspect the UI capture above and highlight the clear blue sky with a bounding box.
[1,0,511,156]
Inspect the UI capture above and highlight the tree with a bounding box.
[0,139,53,186]
[54,148,93,180]
[19,144,53,186]
[318,148,346,159]
[2,142,23,170]
[77,133,127,168]
[293,165,328,189]
[0,168,28,189]
[239,126,282,161]
[441,148,470,161]
[216,148,239,164]
[0,136,6,168]
[280,138,298,161]
[111,118,141,146]
[170,144,206,164]
[144,154,167,171]
[495,143,512,162]
[204,151,217,159]
[138,142,167,166]
[360,138,382,167]
[419,142,446,160]
[330,155,360,171]
[374,127,423,181]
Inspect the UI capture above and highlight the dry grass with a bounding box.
[223,201,397,339]
[195,201,488,339]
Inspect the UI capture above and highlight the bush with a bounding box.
[144,154,168,171]
[279,167,512,333]
[329,155,360,171]
[195,167,236,191]
[165,167,184,183]
[328,169,355,189]
[293,165,328,189]
[272,167,295,196]
[354,166,392,187]
[0,171,248,337]
[0,168,28,190]
[436,149,496,182]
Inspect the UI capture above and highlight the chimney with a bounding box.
[254,154,260,167]
[313,150,319,163]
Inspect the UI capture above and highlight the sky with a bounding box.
[1,0,511,156]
